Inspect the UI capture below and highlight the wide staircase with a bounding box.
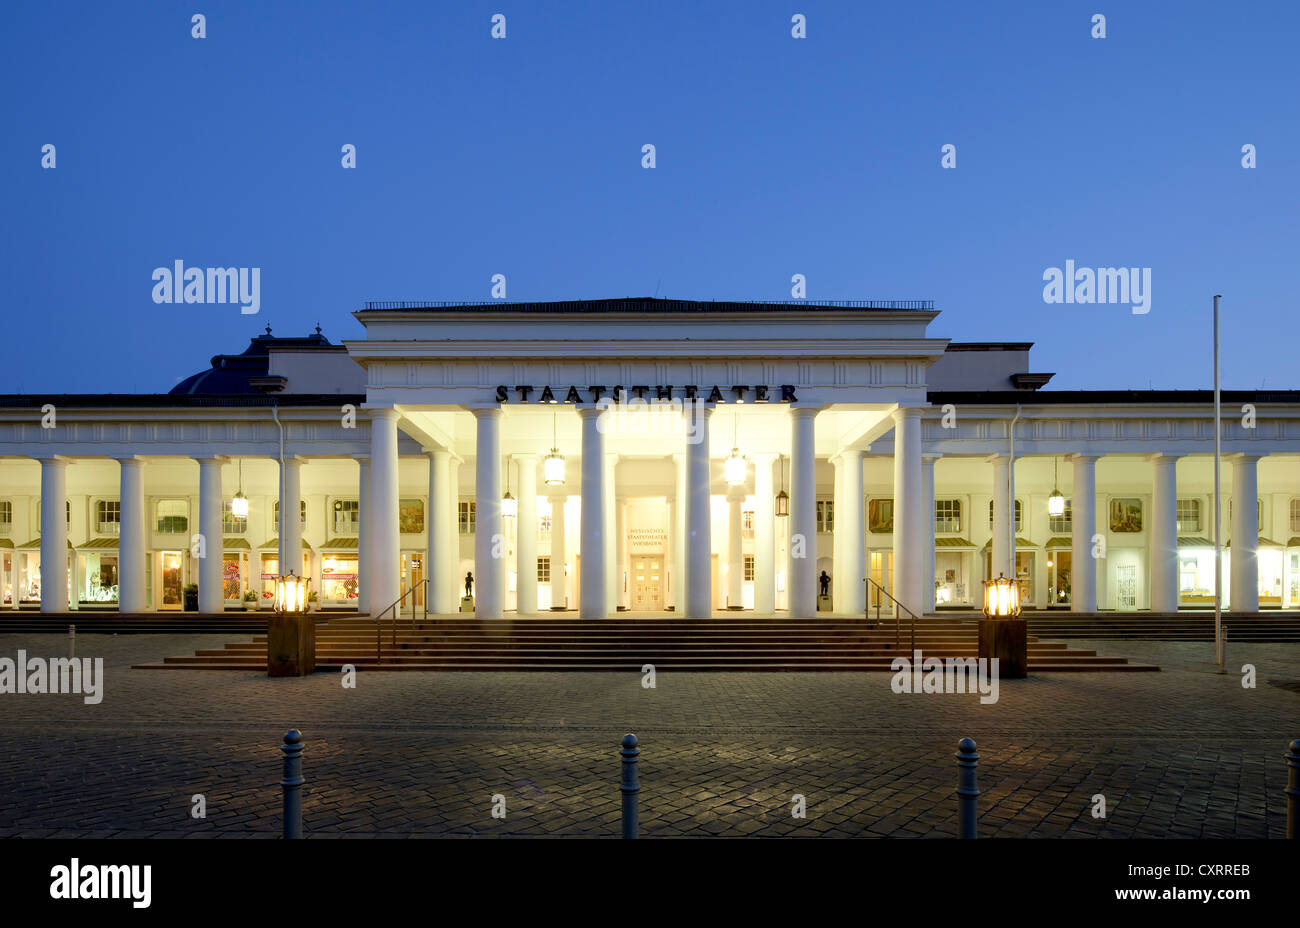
[133,615,1158,672]
[1019,610,1300,642]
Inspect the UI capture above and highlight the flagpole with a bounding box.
[1213,295,1224,673]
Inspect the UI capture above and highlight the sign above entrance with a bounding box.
[495,384,798,404]
[629,527,667,554]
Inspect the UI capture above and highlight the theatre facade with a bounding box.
[1,298,1298,619]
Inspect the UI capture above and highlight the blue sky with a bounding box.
[2,0,1295,392]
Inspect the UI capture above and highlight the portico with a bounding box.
[0,301,1296,619]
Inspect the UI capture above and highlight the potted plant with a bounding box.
[183,583,199,612]
[243,590,258,611]
[307,591,319,613]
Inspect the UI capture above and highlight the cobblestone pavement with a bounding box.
[0,633,1295,837]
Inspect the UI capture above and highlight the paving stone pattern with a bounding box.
[0,634,1295,837]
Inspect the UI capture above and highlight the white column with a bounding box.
[577,408,607,619]
[990,455,1011,579]
[922,454,939,615]
[1149,454,1180,613]
[280,456,303,583]
[727,487,744,609]
[752,453,777,615]
[604,453,618,616]
[117,457,146,613]
[427,449,450,614]
[615,497,627,612]
[446,456,461,613]
[369,408,401,617]
[514,453,538,616]
[550,492,567,609]
[672,453,687,611]
[1070,454,1099,613]
[891,409,924,615]
[840,449,865,616]
[38,457,69,613]
[196,457,225,613]
[356,455,371,614]
[685,406,713,618]
[831,454,845,610]
[1230,454,1261,613]
[473,408,504,619]
[789,406,818,618]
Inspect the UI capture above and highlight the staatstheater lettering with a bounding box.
[495,385,798,404]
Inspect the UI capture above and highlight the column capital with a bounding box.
[511,451,539,462]
[1066,453,1103,463]
[892,406,925,421]
[1144,452,1183,464]
[922,451,943,463]
[469,406,503,420]
[1226,452,1264,463]
[350,452,371,462]
[114,455,147,466]
[364,406,402,421]
[789,404,821,417]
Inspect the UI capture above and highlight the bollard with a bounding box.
[280,729,304,839]
[956,737,979,839]
[620,733,639,839]
[68,625,75,660]
[1287,739,1300,839]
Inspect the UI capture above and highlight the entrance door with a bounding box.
[1116,564,1137,610]
[1047,551,1071,606]
[869,551,894,618]
[630,556,664,611]
[160,551,184,610]
[400,552,424,614]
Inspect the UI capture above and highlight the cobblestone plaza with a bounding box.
[1,633,1294,838]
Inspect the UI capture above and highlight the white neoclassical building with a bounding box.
[1,299,1298,619]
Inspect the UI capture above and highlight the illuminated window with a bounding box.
[1176,498,1201,534]
[0,501,10,534]
[459,500,476,534]
[743,555,755,582]
[221,499,246,534]
[934,499,961,534]
[816,499,834,533]
[97,499,121,535]
[537,556,551,583]
[273,500,307,530]
[156,499,188,534]
[333,499,360,535]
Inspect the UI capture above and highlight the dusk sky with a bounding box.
[2,0,1296,393]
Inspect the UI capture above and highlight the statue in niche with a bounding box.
[464,572,474,598]
[819,571,831,597]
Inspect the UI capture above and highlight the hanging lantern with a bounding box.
[775,453,789,517]
[502,459,517,516]
[544,411,565,485]
[1047,457,1065,516]
[982,573,1021,618]
[230,458,249,516]
[724,448,747,486]
[275,570,309,615]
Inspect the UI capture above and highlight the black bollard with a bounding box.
[956,737,979,839]
[1287,739,1300,839]
[281,729,304,839]
[621,733,640,839]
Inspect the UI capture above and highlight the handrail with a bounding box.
[864,577,919,653]
[372,579,429,664]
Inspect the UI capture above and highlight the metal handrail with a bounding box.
[864,578,919,653]
[373,579,429,664]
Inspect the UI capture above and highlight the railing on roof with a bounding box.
[360,299,935,312]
